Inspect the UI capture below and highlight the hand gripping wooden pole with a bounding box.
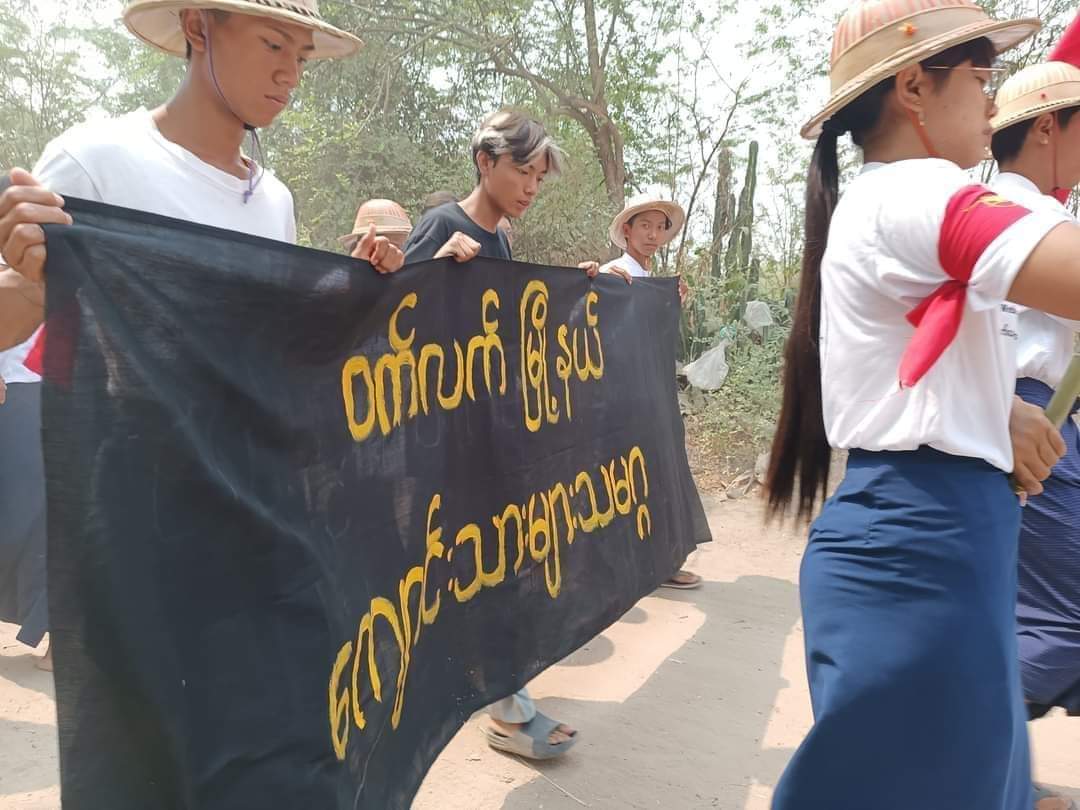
[1011,353,1080,494]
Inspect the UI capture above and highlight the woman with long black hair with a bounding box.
[767,2,1080,807]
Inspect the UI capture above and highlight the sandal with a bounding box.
[659,570,703,590]
[484,711,578,760]
[1035,784,1078,810]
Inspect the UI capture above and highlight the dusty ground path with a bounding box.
[2,495,1077,809]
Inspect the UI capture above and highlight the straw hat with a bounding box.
[804,0,1039,139]
[339,199,413,249]
[991,61,1080,132]
[123,0,362,60]
[609,194,685,250]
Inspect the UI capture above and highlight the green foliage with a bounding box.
[685,316,788,474]
[0,0,120,168]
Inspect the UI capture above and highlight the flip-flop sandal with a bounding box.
[659,570,703,590]
[1035,784,1079,810]
[484,711,578,760]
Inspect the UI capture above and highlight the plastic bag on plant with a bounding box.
[684,341,729,391]
[743,300,773,331]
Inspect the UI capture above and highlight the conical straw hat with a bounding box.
[123,0,362,60]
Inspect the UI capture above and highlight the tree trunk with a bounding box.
[583,0,625,208]
[595,119,626,208]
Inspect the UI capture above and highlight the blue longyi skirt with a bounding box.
[1015,378,1080,717]
[0,381,48,648]
[772,447,1031,810]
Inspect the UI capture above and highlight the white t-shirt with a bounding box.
[33,108,296,243]
[991,171,1080,389]
[0,330,42,384]
[820,158,1070,473]
[600,252,650,278]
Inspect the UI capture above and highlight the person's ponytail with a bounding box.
[764,37,996,521]
[765,129,840,521]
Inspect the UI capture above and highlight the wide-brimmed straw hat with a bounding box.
[804,0,1039,139]
[339,199,413,249]
[991,61,1080,132]
[123,0,362,60]
[609,193,685,250]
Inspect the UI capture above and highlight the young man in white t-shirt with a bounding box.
[0,0,403,672]
[600,193,684,294]
[600,194,700,589]
[0,0,404,352]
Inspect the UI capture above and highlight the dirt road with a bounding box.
[2,495,1076,809]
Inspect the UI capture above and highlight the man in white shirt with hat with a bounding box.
[0,3,410,801]
[0,0,404,353]
[601,192,689,302]
[601,193,701,590]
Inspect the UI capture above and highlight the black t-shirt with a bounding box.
[404,202,512,264]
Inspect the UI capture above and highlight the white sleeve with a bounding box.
[874,162,1069,312]
[32,139,104,202]
[967,213,1071,311]
[1047,313,1080,331]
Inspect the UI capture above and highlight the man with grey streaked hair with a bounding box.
[404,110,580,267]
[471,109,566,180]
[403,111,587,760]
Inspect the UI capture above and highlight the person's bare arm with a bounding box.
[0,267,44,350]
[1009,222,1080,318]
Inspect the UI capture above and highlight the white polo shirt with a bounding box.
[820,158,1070,473]
[991,171,1080,389]
[33,108,296,243]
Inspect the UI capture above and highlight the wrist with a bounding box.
[20,279,45,307]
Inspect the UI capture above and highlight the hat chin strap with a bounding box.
[202,11,264,203]
[1049,113,1072,204]
[905,107,940,159]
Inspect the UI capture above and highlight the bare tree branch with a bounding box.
[674,78,747,272]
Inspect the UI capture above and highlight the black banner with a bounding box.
[40,199,711,809]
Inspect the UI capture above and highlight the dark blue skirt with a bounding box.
[0,381,48,647]
[1015,377,1080,717]
[773,447,1031,810]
